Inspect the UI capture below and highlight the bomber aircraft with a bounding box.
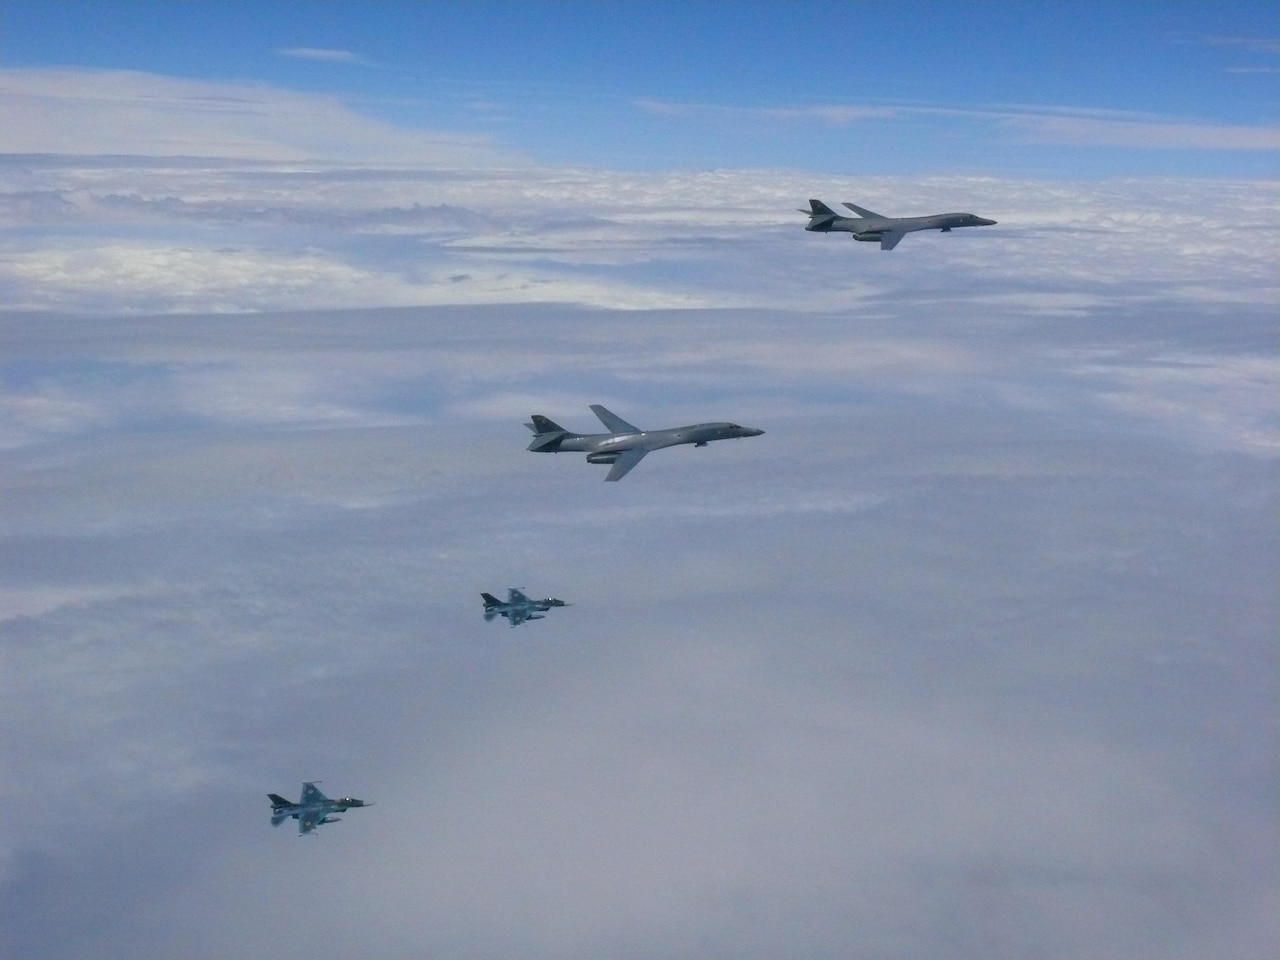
[268,782,371,836]
[525,404,763,481]
[482,588,570,627]
[800,199,996,250]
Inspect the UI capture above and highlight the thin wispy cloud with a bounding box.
[633,98,898,125]
[276,46,369,65]
[1197,35,1280,55]
[0,68,507,162]
[634,97,1280,152]
[1000,114,1279,151]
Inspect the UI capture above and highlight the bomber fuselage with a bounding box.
[808,212,996,236]
[548,423,762,454]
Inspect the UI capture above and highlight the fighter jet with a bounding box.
[525,404,764,481]
[482,587,570,627]
[268,782,371,836]
[800,199,996,250]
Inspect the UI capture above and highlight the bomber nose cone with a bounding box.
[744,427,764,436]
[977,217,997,226]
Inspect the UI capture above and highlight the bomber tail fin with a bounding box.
[526,414,567,435]
[800,199,840,231]
[526,414,573,452]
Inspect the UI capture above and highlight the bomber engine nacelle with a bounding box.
[853,233,884,242]
[586,452,621,465]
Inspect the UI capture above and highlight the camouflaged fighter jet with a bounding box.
[801,199,996,250]
[268,782,371,836]
[482,588,570,627]
[526,404,764,481]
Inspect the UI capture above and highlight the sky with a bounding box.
[2,0,1278,174]
[1,3,1278,959]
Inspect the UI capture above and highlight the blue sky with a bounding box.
[4,0,1277,174]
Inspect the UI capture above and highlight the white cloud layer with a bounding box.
[3,302,1276,960]
[1,157,1277,316]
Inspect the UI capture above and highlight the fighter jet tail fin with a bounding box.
[267,793,293,808]
[481,592,502,608]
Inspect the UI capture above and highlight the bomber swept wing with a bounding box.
[842,202,886,219]
[605,447,648,481]
[590,405,640,433]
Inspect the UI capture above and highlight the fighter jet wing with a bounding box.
[880,231,905,251]
[299,815,319,835]
[590,405,640,434]
[605,448,648,481]
[300,782,326,804]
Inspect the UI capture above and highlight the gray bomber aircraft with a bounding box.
[268,782,371,836]
[801,199,996,250]
[526,404,764,481]
[482,587,570,626]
